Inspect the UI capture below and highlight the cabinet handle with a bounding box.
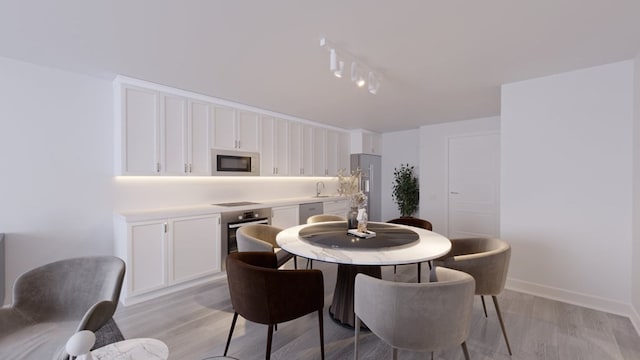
[188,164,192,173]
[163,223,168,233]
[184,164,188,173]
[156,163,161,173]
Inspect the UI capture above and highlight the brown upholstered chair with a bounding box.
[354,267,475,359]
[387,217,433,282]
[434,237,512,355]
[224,252,325,360]
[236,224,296,269]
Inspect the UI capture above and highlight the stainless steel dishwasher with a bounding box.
[299,202,323,224]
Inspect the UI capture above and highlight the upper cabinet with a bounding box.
[211,107,260,152]
[115,76,353,177]
[261,116,289,176]
[351,129,382,155]
[116,84,211,176]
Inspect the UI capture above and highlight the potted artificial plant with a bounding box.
[391,163,419,217]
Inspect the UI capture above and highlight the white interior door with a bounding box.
[448,132,500,239]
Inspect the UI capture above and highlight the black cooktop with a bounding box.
[212,201,262,207]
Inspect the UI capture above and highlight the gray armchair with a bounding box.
[0,256,125,360]
[236,224,296,269]
[354,267,475,359]
[305,214,346,269]
[434,237,512,355]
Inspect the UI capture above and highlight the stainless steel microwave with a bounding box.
[211,149,260,176]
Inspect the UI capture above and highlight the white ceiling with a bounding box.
[2,1,639,133]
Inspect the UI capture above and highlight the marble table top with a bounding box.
[277,221,451,266]
[91,338,168,360]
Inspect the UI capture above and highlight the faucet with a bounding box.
[316,181,325,197]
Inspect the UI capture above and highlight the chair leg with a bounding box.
[393,264,397,274]
[461,341,470,360]
[293,255,297,269]
[417,263,421,283]
[481,295,488,318]
[274,323,277,331]
[224,312,239,356]
[354,316,361,360]
[266,324,274,360]
[318,309,325,360]
[492,296,512,356]
[392,347,398,360]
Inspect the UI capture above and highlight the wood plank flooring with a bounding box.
[114,261,640,360]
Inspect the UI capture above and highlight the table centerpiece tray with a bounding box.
[299,222,419,249]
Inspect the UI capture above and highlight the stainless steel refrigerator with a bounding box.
[351,154,382,221]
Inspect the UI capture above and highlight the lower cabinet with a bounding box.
[114,213,222,305]
[271,205,300,229]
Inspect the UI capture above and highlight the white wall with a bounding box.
[501,61,634,314]
[0,57,115,304]
[633,53,640,332]
[381,130,419,221]
[418,117,501,235]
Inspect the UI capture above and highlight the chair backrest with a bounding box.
[435,237,511,295]
[387,217,433,231]
[307,214,346,224]
[354,267,475,352]
[225,252,323,325]
[236,224,283,252]
[13,256,125,329]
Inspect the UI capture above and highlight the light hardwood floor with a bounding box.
[114,261,640,360]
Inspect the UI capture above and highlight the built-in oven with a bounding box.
[219,206,271,267]
[211,149,260,176]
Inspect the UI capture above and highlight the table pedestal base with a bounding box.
[329,264,381,328]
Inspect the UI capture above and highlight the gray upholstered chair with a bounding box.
[354,267,475,360]
[305,214,346,269]
[307,214,346,223]
[434,237,512,355]
[0,256,126,360]
[236,224,296,269]
[386,217,433,282]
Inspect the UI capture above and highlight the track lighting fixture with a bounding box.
[320,37,380,94]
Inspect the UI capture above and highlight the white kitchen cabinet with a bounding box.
[338,131,351,172]
[119,85,160,175]
[187,100,212,175]
[212,106,260,152]
[261,116,289,176]
[302,125,314,176]
[169,214,220,283]
[326,129,350,176]
[313,127,326,176]
[289,122,314,176]
[324,199,350,217]
[114,213,223,305]
[271,205,300,229]
[161,94,188,175]
[127,220,168,296]
[351,129,382,155]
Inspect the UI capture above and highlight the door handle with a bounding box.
[450,192,459,194]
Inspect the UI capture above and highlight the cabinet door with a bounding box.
[274,118,289,175]
[129,221,167,295]
[212,105,237,149]
[363,132,382,155]
[324,199,349,217]
[237,111,260,152]
[170,214,221,283]
[260,116,277,176]
[161,94,188,175]
[302,125,314,176]
[271,205,300,229]
[188,100,211,175]
[122,86,159,175]
[338,131,351,172]
[326,130,340,176]
[289,122,303,175]
[313,127,327,176]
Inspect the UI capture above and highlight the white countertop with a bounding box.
[116,196,346,222]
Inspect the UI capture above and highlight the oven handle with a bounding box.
[228,218,269,229]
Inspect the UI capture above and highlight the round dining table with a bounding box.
[276,221,451,327]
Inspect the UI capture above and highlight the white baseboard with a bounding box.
[506,277,639,335]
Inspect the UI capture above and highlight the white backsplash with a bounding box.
[113,176,340,212]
